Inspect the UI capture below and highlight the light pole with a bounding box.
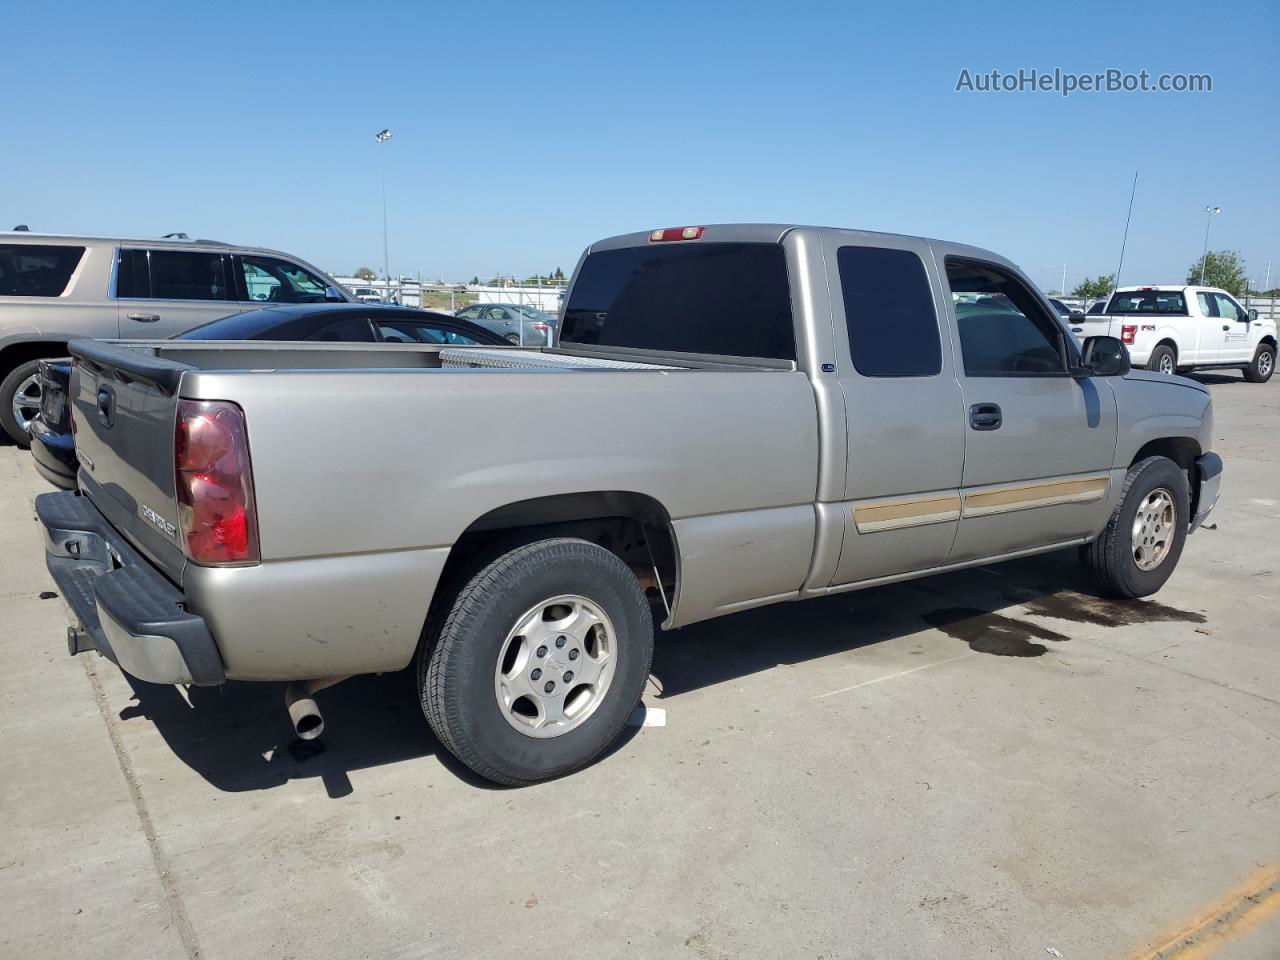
[376,129,393,299]
[1199,205,1220,285]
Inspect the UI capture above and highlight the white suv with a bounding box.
[1070,284,1276,383]
[0,232,352,444]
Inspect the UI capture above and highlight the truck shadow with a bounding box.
[119,547,1204,795]
[117,668,508,796]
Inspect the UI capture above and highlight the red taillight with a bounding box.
[531,322,548,332]
[175,399,259,565]
[1121,324,1137,345]
[649,226,704,242]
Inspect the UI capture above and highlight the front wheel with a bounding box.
[1080,456,1190,598]
[419,537,653,785]
[1244,343,1275,383]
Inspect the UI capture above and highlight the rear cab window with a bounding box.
[0,244,85,296]
[560,242,795,360]
[1108,291,1188,315]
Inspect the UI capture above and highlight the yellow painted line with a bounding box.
[1129,865,1280,960]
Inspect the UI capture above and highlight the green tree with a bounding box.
[1186,250,1247,295]
[553,266,565,281]
[470,276,480,285]
[1072,274,1115,299]
[353,266,377,281]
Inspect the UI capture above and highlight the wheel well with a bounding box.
[0,340,71,378]
[436,491,679,615]
[1261,335,1277,350]
[1153,339,1178,360]
[1132,437,1201,516]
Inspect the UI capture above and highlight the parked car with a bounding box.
[28,304,505,489]
[38,223,1220,786]
[0,231,354,445]
[352,287,384,303]
[455,302,556,345]
[1068,284,1276,381]
[1047,297,1084,322]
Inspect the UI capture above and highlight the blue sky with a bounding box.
[4,0,1277,291]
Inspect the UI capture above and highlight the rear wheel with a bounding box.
[1081,456,1190,598]
[504,333,520,345]
[0,359,44,447]
[1147,344,1177,376]
[1244,343,1275,383]
[419,537,653,785]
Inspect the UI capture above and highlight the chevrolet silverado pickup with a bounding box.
[1070,284,1276,382]
[38,224,1222,785]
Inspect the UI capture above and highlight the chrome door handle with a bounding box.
[127,312,160,322]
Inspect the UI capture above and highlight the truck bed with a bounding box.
[66,338,821,678]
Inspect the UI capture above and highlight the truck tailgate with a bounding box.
[69,339,191,582]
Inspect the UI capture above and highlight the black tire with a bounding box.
[0,359,43,447]
[1146,344,1177,376]
[1244,343,1275,383]
[1081,456,1190,598]
[419,537,653,785]
[504,333,520,345]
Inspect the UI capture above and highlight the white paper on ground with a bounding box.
[628,704,667,727]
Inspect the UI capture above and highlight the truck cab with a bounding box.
[1070,284,1276,382]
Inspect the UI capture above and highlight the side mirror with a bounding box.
[1069,309,1085,321]
[1077,335,1130,377]
[1248,308,1259,323]
[324,286,346,303]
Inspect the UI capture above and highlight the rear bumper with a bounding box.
[37,491,225,686]
[1191,452,1223,532]
[29,417,78,490]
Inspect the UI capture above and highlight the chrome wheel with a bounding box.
[1132,487,1176,571]
[493,594,616,738]
[1258,351,1274,378]
[10,373,41,433]
[1158,353,1175,375]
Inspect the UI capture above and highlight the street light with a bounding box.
[1199,205,1220,285]
[376,129,393,300]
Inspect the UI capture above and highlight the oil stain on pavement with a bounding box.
[921,608,1070,657]
[1005,589,1207,627]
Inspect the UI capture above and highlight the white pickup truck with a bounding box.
[1070,284,1276,382]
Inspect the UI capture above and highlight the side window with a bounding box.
[239,255,328,303]
[145,251,230,301]
[377,321,485,344]
[455,306,481,319]
[946,259,1066,377]
[1196,292,1218,317]
[0,244,85,297]
[308,318,375,342]
[115,249,149,298]
[837,246,941,377]
[1212,293,1245,322]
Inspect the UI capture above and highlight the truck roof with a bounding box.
[1113,284,1225,294]
[588,223,1018,272]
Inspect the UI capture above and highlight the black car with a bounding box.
[29,304,505,489]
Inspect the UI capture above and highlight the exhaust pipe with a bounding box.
[283,676,347,740]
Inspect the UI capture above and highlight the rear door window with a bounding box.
[0,244,85,296]
[139,250,231,301]
[838,246,941,377]
[561,242,795,360]
[309,318,376,342]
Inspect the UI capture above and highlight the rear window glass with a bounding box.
[0,244,85,297]
[560,242,794,360]
[838,246,941,377]
[1107,291,1187,315]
